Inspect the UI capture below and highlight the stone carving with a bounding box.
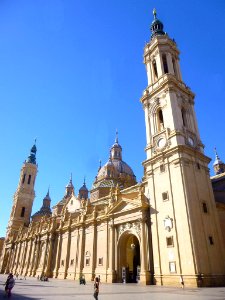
[118,222,141,238]
[163,216,173,232]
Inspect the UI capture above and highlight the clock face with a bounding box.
[188,137,194,146]
[157,137,166,149]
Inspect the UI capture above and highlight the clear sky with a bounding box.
[0,0,225,237]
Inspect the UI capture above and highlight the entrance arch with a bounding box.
[117,231,140,283]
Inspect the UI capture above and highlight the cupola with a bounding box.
[79,178,89,200]
[65,174,74,197]
[213,148,225,175]
[150,8,165,39]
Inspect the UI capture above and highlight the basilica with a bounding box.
[1,10,225,287]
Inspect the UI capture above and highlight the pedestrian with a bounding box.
[4,273,11,295]
[6,273,15,297]
[93,276,99,300]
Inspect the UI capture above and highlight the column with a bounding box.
[26,240,33,276]
[29,237,38,276]
[107,220,116,282]
[77,226,85,276]
[65,229,71,278]
[21,240,29,274]
[41,238,49,275]
[144,101,151,146]
[45,234,53,277]
[92,222,97,281]
[5,248,12,274]
[15,242,22,274]
[32,236,41,276]
[54,232,62,278]
[140,218,150,284]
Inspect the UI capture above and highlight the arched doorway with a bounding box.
[118,232,140,283]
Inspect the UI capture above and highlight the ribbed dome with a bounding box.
[91,133,136,199]
[97,134,135,180]
[32,190,52,219]
[97,160,134,178]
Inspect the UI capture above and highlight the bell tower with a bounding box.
[6,142,38,239]
[141,9,225,286]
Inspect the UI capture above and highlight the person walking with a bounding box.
[4,273,11,295]
[93,277,100,300]
[6,273,15,297]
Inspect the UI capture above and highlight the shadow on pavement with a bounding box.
[0,288,41,300]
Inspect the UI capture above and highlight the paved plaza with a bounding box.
[1,274,225,300]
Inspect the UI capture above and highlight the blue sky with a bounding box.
[0,0,225,237]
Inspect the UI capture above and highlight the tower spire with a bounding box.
[47,185,50,197]
[27,140,37,165]
[115,129,118,143]
[153,8,157,19]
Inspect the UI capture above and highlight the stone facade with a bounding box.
[1,10,225,288]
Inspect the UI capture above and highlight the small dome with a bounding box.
[32,190,52,219]
[79,184,88,192]
[111,142,122,150]
[79,178,88,200]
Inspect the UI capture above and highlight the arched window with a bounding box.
[152,59,158,79]
[172,58,177,77]
[21,207,25,217]
[22,174,26,184]
[28,174,31,185]
[162,54,168,74]
[157,109,164,131]
[181,108,186,127]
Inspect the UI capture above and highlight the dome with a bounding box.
[79,184,88,192]
[111,141,122,150]
[79,178,89,200]
[97,159,135,179]
[32,190,52,219]
[92,132,136,192]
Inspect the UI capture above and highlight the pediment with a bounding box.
[107,198,143,215]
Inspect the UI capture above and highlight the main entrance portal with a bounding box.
[118,233,140,283]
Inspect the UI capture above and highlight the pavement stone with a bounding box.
[1,274,225,300]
